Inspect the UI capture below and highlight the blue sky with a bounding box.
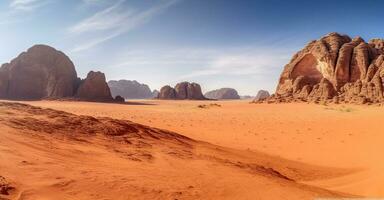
[0,0,383,95]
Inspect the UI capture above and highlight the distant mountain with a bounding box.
[240,95,254,99]
[204,88,240,100]
[152,90,159,98]
[108,80,153,99]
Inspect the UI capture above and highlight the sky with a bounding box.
[0,0,383,95]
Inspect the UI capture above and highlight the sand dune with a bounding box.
[0,101,360,199]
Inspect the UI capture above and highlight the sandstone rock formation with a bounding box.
[204,88,240,99]
[0,45,116,102]
[261,32,384,104]
[158,82,206,100]
[75,71,113,102]
[0,45,78,100]
[108,80,153,99]
[158,85,176,99]
[254,90,270,101]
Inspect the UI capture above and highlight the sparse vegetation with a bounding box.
[324,105,354,112]
[197,103,222,109]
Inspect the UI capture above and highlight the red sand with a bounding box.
[1,100,384,199]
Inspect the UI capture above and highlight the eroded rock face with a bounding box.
[158,82,206,100]
[108,80,153,99]
[0,45,78,100]
[75,71,113,102]
[158,85,176,99]
[263,32,384,104]
[204,88,240,99]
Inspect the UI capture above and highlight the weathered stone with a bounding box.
[158,85,176,99]
[0,45,78,100]
[75,71,113,102]
[158,82,206,100]
[260,33,384,104]
[0,45,116,103]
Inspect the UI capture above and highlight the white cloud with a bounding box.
[0,0,50,24]
[9,0,48,11]
[98,47,293,94]
[106,47,292,78]
[179,49,291,79]
[69,0,180,52]
[70,0,130,34]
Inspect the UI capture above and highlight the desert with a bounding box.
[2,33,384,199]
[1,1,384,200]
[1,99,384,199]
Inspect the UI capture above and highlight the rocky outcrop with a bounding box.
[204,88,240,99]
[254,90,270,101]
[0,45,116,102]
[158,85,176,99]
[108,80,153,99]
[158,82,206,100]
[75,71,113,102]
[0,45,78,100]
[261,33,384,104]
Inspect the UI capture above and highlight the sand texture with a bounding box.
[1,100,384,199]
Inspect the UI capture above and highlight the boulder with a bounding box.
[204,88,240,99]
[75,71,113,102]
[114,95,125,103]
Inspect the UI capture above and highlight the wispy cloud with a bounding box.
[179,49,291,79]
[98,46,293,94]
[9,0,48,11]
[70,0,129,34]
[0,0,50,24]
[69,0,180,52]
[107,47,292,78]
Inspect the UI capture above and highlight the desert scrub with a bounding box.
[324,105,354,112]
[197,103,221,109]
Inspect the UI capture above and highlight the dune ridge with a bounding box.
[0,101,356,199]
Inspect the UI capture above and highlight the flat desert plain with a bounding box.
[1,99,384,199]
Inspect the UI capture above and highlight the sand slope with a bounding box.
[0,101,355,199]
